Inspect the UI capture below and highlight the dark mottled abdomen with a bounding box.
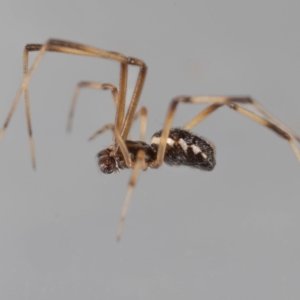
[151,128,216,171]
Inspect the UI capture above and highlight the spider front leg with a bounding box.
[90,116,150,240]
[154,96,300,167]
[0,39,147,169]
[67,82,119,132]
[117,149,147,241]
[0,40,129,168]
[68,81,148,142]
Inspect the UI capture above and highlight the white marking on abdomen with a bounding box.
[193,145,207,159]
[191,144,207,159]
[179,138,208,159]
[178,138,188,151]
[151,136,175,147]
[152,136,208,159]
[191,144,201,154]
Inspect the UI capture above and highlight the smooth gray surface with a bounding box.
[1,1,300,299]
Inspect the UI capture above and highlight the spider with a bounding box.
[1,39,300,240]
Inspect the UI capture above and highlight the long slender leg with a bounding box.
[117,149,147,241]
[66,82,119,132]
[23,47,36,169]
[88,121,148,240]
[154,96,300,167]
[120,57,147,140]
[133,106,148,142]
[228,103,300,162]
[67,81,148,142]
[183,103,223,130]
[0,39,146,168]
[184,97,300,142]
[88,105,148,142]
[117,63,128,132]
[1,40,127,168]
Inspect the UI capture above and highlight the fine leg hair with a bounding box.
[155,96,300,167]
[0,39,147,168]
[117,149,147,241]
[67,82,119,132]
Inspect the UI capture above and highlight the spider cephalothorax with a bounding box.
[2,39,300,239]
[97,148,119,174]
[98,141,157,173]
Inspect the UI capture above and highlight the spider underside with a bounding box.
[1,39,300,240]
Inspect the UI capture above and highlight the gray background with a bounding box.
[1,1,300,299]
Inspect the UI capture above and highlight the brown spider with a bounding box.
[1,39,300,240]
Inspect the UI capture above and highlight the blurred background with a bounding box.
[0,1,300,299]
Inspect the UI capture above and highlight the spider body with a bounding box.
[1,39,300,239]
[98,128,216,174]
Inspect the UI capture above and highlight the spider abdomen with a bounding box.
[151,128,216,171]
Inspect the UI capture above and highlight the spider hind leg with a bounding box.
[151,128,216,171]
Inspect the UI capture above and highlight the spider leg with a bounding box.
[88,105,148,143]
[66,82,119,132]
[184,97,300,143]
[117,149,147,241]
[184,99,300,160]
[228,103,300,162]
[154,96,300,167]
[0,39,146,168]
[67,81,148,142]
[183,103,223,130]
[132,106,148,142]
[119,58,147,140]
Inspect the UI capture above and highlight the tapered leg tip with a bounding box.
[0,128,4,141]
[116,227,123,242]
[66,121,73,133]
